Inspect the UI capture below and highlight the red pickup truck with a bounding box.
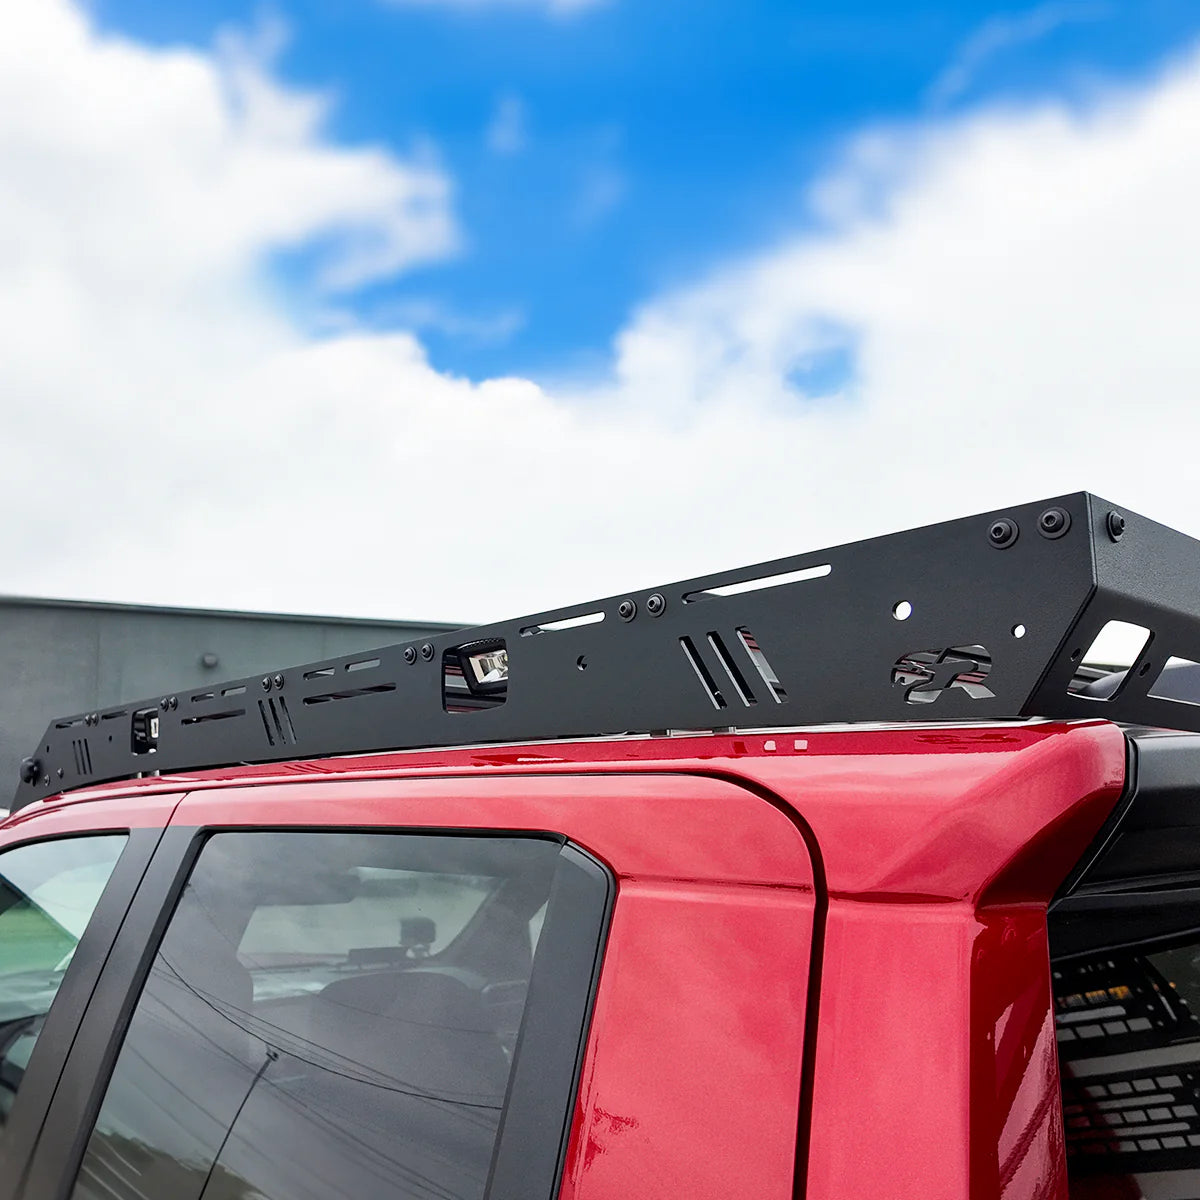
[3,493,1200,1200]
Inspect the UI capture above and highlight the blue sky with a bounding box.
[8,0,1200,621]
[92,0,1200,381]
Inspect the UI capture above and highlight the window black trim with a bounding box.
[486,843,614,1199]
[0,828,159,1200]
[26,825,614,1200]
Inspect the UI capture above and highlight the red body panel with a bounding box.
[4,720,1128,1199]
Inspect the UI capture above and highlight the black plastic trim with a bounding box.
[1057,731,1200,896]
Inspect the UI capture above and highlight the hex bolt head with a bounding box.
[261,676,272,691]
[420,643,435,661]
[618,598,637,622]
[273,674,285,690]
[988,518,1019,549]
[160,697,170,711]
[169,696,178,711]
[647,593,666,617]
[403,646,417,665]
[19,757,41,785]
[1037,506,1071,539]
[1107,510,1126,542]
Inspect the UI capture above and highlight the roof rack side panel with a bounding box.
[16,492,1200,809]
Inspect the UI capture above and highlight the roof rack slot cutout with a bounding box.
[683,563,830,604]
[346,658,379,673]
[1068,621,1153,699]
[181,709,246,726]
[443,639,508,714]
[1149,657,1200,706]
[707,632,757,706]
[736,627,787,703]
[679,637,727,709]
[520,612,604,636]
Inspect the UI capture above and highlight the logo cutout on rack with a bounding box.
[892,646,995,704]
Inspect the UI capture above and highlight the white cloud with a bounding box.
[486,93,528,155]
[5,0,1200,640]
[929,2,1113,107]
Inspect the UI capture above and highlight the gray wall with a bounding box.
[1,597,455,806]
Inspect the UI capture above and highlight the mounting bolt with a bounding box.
[618,598,637,622]
[273,674,285,689]
[169,696,178,711]
[987,518,1019,549]
[1106,510,1126,542]
[646,593,666,617]
[160,697,170,711]
[56,767,64,779]
[19,757,41,785]
[1037,506,1071,539]
[420,643,435,661]
[404,646,417,664]
[261,676,272,691]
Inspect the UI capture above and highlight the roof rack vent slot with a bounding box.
[736,627,787,704]
[520,612,604,636]
[707,631,757,706]
[679,636,727,710]
[181,709,245,726]
[303,685,395,706]
[346,658,380,673]
[259,697,297,745]
[72,738,92,776]
[683,563,830,604]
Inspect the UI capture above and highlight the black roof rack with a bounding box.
[14,492,1200,810]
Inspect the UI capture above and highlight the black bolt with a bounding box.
[273,674,285,689]
[647,593,666,616]
[56,768,64,779]
[261,676,272,691]
[160,697,170,711]
[19,757,41,785]
[1107,510,1126,542]
[404,646,417,664]
[988,518,1019,549]
[618,598,637,622]
[169,696,178,710]
[420,643,435,661]
[1037,506,1071,539]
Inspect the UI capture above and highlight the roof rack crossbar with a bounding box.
[15,492,1200,809]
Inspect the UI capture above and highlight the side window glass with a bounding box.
[72,832,568,1200]
[0,836,127,1142]
[1052,890,1200,1196]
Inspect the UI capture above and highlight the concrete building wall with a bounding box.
[0,596,456,809]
